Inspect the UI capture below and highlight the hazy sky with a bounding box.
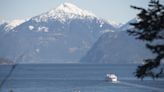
[0,0,164,23]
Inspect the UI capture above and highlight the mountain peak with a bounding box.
[56,2,80,11]
[32,2,96,22]
[54,2,96,17]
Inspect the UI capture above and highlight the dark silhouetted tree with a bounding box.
[128,0,164,80]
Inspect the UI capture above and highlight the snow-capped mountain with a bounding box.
[0,23,13,33]
[107,19,123,28]
[32,2,97,23]
[0,3,117,63]
[7,19,27,29]
[80,30,153,64]
[0,19,27,32]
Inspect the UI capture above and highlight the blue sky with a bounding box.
[0,0,164,23]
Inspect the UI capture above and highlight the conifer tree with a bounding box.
[128,0,164,79]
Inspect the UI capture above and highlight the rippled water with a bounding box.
[0,64,164,92]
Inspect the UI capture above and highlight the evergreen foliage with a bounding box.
[128,0,164,79]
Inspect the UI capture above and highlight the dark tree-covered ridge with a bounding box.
[128,0,164,80]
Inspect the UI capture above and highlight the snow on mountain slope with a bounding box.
[7,19,27,29]
[55,2,96,17]
[0,19,27,32]
[0,3,117,63]
[80,30,153,64]
[0,23,7,31]
[32,2,96,23]
[107,19,123,28]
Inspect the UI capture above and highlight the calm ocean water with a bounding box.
[0,64,164,92]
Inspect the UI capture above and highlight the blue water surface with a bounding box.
[0,64,164,92]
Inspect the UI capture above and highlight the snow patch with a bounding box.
[1,18,29,31]
[100,23,103,28]
[28,25,34,30]
[38,27,48,32]
[8,19,26,28]
[107,19,122,28]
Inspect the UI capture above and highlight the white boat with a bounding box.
[106,73,118,83]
